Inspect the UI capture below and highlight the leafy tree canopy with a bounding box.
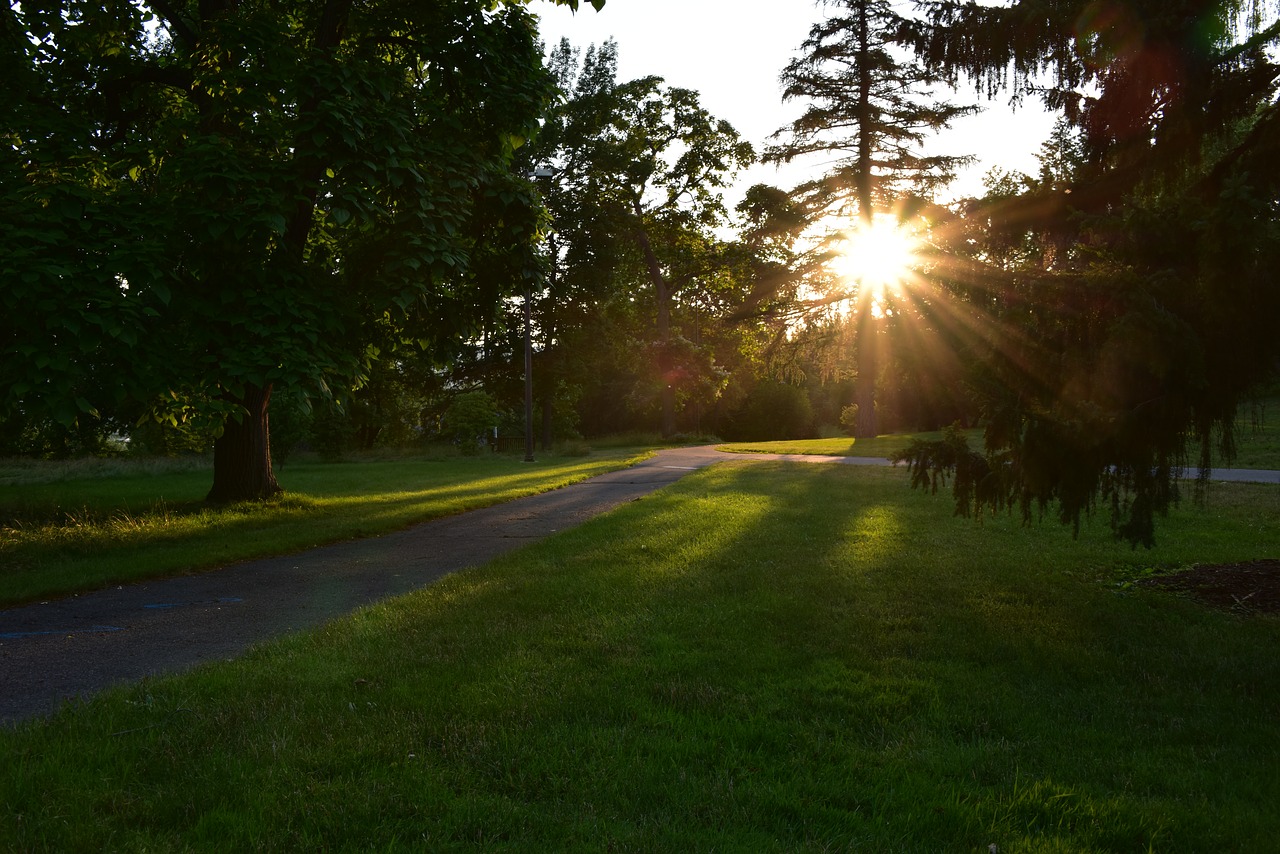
[1,0,599,500]
[523,39,754,437]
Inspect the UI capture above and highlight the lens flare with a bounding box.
[833,216,920,303]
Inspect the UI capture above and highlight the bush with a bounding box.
[443,391,497,455]
[725,381,815,441]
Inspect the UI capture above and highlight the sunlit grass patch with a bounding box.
[0,451,650,606]
[2,463,1277,849]
[718,428,985,459]
[720,413,1280,472]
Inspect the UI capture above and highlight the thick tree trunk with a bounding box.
[854,297,879,439]
[633,211,676,438]
[207,383,283,504]
[852,3,878,441]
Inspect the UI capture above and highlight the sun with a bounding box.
[832,215,920,303]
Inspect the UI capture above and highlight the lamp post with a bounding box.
[524,166,558,463]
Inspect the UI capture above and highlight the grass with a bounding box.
[3,462,1278,851]
[718,427,984,459]
[0,449,650,607]
[722,407,1280,471]
[1226,397,1280,469]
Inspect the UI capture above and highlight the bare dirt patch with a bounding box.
[1138,559,1280,615]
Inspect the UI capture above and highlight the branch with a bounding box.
[144,0,199,49]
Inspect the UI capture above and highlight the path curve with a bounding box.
[0,447,860,724]
[2,447,1271,724]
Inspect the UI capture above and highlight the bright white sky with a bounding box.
[533,0,1058,205]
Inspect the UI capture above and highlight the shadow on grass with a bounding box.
[3,463,1277,850]
[0,454,643,606]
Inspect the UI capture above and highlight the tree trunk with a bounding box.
[852,2,878,441]
[854,297,879,439]
[632,211,676,438]
[207,383,283,504]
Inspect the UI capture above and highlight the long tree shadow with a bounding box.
[6,461,1276,850]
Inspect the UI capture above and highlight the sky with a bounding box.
[532,0,1059,204]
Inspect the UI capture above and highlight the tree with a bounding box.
[894,0,1280,544]
[767,0,977,438]
[1,0,602,502]
[520,40,753,438]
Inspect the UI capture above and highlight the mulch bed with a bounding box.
[1137,559,1280,615]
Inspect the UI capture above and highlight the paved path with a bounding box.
[1,448,1272,724]
[0,447,865,724]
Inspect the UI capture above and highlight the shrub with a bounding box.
[726,381,815,441]
[443,391,497,455]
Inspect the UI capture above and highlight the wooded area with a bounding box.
[3,0,1277,543]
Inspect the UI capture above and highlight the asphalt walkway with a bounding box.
[1,448,1272,724]
[0,447,869,723]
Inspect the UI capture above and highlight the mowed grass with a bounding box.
[722,408,1280,470]
[1228,398,1280,469]
[0,450,649,607]
[719,428,984,459]
[3,463,1277,851]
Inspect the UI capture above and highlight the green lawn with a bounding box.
[0,450,650,607]
[721,409,1280,470]
[3,463,1277,851]
[718,428,984,459]
[1227,398,1280,469]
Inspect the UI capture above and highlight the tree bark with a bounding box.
[852,0,878,441]
[854,294,879,439]
[849,312,880,437]
[207,383,283,503]
[632,206,676,438]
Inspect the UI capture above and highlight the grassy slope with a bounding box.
[3,463,1277,851]
[0,451,648,607]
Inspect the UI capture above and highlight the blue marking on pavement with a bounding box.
[143,597,244,610]
[1,625,124,639]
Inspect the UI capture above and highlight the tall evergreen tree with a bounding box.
[768,0,976,437]
[895,0,1280,544]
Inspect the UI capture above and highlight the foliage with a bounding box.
[724,379,816,442]
[441,390,498,454]
[766,0,979,439]
[525,40,754,438]
[768,0,978,220]
[1,0,599,501]
[895,0,1280,544]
